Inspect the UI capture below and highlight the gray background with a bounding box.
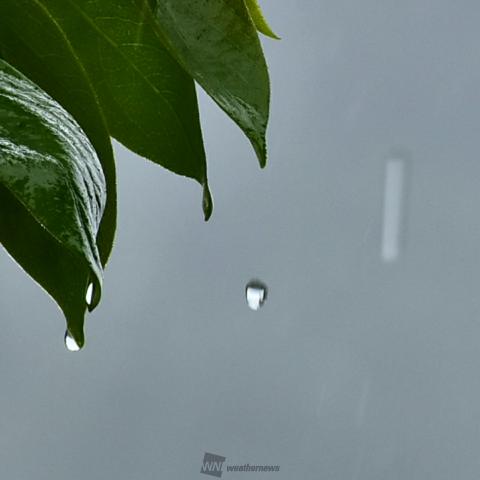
[2,1,480,478]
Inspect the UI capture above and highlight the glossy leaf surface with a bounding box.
[0,0,117,266]
[0,59,106,346]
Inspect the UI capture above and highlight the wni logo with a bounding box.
[200,452,226,478]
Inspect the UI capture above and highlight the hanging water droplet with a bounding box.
[64,330,82,352]
[245,280,268,311]
[203,183,213,221]
[85,282,94,306]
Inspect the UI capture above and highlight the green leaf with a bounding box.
[0,0,117,269]
[0,0,211,220]
[150,0,271,167]
[245,0,280,39]
[0,59,106,347]
[63,0,211,216]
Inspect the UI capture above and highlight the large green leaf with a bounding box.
[0,59,106,347]
[0,0,117,269]
[150,0,271,167]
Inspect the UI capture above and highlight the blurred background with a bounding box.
[2,1,480,478]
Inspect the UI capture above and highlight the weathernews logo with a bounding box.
[200,453,226,478]
[200,452,280,477]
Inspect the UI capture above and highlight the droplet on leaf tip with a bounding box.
[85,283,94,306]
[86,279,101,312]
[203,183,213,221]
[64,330,82,352]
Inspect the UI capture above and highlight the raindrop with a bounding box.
[64,330,82,352]
[381,157,409,262]
[85,283,94,306]
[245,280,268,311]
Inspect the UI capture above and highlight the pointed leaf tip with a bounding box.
[252,137,267,169]
[245,0,281,40]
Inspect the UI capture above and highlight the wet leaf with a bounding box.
[0,0,277,347]
[0,59,106,347]
[0,0,117,269]
[0,0,211,220]
[150,0,271,167]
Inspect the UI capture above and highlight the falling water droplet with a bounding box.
[64,330,82,352]
[245,280,268,311]
[381,157,408,262]
[85,283,94,306]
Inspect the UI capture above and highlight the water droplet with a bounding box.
[245,280,268,311]
[85,283,94,306]
[203,183,213,221]
[64,330,82,352]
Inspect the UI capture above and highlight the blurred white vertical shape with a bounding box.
[381,158,407,262]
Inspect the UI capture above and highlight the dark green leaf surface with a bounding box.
[62,0,210,209]
[0,0,117,267]
[0,59,106,346]
[0,0,211,220]
[151,0,271,166]
[245,0,280,39]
